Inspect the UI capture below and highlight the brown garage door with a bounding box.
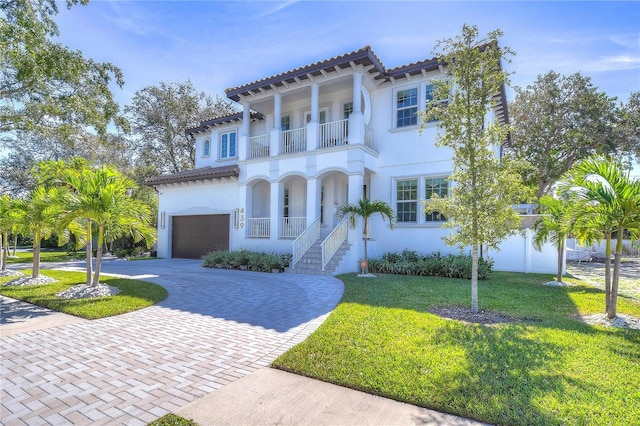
[171,214,229,259]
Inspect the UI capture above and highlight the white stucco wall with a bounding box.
[155,180,239,258]
[159,65,561,275]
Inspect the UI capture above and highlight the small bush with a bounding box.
[369,250,493,279]
[203,249,289,272]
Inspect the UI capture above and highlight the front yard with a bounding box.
[273,272,640,426]
[0,270,167,318]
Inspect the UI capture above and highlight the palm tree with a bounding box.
[0,194,17,272]
[563,156,640,319]
[533,195,573,283]
[338,198,395,275]
[12,187,66,278]
[60,164,156,286]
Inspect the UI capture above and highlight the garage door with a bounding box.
[171,214,229,259]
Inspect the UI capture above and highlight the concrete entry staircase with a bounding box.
[289,239,350,276]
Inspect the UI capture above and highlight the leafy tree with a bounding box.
[12,186,66,278]
[420,24,531,313]
[57,164,157,286]
[563,156,640,319]
[533,195,574,283]
[505,71,619,200]
[0,131,133,195]
[1,0,125,139]
[125,80,236,175]
[338,198,395,275]
[617,92,640,165]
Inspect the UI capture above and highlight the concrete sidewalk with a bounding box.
[177,367,486,426]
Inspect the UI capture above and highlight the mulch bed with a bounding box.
[429,305,534,325]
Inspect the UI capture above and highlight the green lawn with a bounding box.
[0,270,167,319]
[273,272,640,426]
[5,249,81,264]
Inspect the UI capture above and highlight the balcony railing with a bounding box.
[249,135,270,159]
[281,128,306,154]
[320,119,348,149]
[280,216,306,238]
[248,217,270,238]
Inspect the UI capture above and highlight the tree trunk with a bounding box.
[0,230,4,271]
[363,217,369,274]
[1,230,7,272]
[86,221,93,285]
[556,238,564,283]
[12,234,17,256]
[92,225,104,286]
[604,232,612,314]
[32,229,41,279]
[471,244,479,313]
[607,230,624,319]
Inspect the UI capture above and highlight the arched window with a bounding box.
[203,139,210,157]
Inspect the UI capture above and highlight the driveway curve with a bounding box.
[1,259,344,425]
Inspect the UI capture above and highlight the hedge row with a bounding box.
[367,250,493,280]
[202,249,292,272]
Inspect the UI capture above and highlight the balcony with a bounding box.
[244,118,375,160]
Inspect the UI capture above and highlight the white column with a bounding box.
[311,84,319,122]
[239,102,250,161]
[242,102,250,136]
[306,178,320,227]
[352,72,362,114]
[348,72,364,145]
[347,173,365,259]
[270,93,281,156]
[307,84,320,151]
[270,181,280,241]
[273,93,282,130]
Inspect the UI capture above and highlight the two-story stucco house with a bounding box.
[146,46,558,275]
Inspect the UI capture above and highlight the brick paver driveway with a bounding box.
[1,259,344,425]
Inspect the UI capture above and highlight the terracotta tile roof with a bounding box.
[145,165,239,186]
[185,112,264,136]
[225,46,388,101]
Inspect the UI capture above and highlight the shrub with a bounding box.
[203,249,290,273]
[368,250,493,279]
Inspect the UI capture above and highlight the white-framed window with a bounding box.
[395,87,418,128]
[425,83,450,123]
[281,114,291,131]
[396,179,418,222]
[393,175,450,224]
[342,102,353,119]
[424,176,448,221]
[304,109,328,125]
[203,139,210,157]
[220,130,237,159]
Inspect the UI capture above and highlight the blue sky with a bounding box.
[55,0,640,108]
